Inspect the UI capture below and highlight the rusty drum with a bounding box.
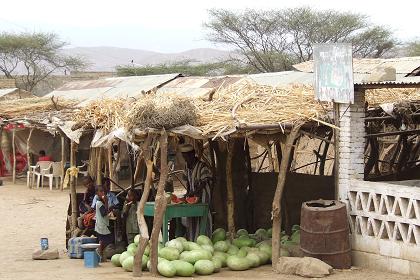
[300,199,351,269]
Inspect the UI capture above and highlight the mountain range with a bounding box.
[63,47,232,72]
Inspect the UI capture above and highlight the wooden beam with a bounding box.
[226,140,235,240]
[107,146,114,191]
[365,129,420,138]
[271,125,301,268]
[149,131,169,276]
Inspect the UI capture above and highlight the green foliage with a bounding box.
[116,59,254,77]
[205,7,397,72]
[0,32,87,91]
[405,41,420,57]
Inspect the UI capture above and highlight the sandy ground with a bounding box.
[0,179,417,280]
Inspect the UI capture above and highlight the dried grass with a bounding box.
[72,94,197,132]
[194,80,330,135]
[365,88,420,106]
[0,97,77,119]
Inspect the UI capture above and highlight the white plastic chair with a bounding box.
[27,164,38,188]
[76,160,89,186]
[43,162,63,190]
[33,161,53,189]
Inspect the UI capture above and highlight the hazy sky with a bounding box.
[0,0,419,53]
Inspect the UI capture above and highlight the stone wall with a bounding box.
[0,78,16,89]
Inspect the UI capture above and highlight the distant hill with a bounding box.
[63,47,232,72]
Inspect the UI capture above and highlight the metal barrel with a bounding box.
[300,199,351,269]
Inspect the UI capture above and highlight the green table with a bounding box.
[144,202,209,243]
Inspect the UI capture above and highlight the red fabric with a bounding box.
[39,156,53,161]
[83,212,96,228]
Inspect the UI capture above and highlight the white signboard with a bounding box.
[314,44,354,103]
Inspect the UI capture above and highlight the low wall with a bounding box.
[348,179,420,276]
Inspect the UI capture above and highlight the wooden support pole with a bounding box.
[226,140,235,240]
[108,146,114,191]
[26,128,34,188]
[70,141,78,234]
[150,131,169,276]
[266,142,274,172]
[12,129,16,184]
[96,147,103,186]
[133,135,154,277]
[271,126,301,268]
[60,134,65,191]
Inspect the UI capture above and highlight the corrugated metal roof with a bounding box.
[0,88,18,97]
[45,74,181,103]
[249,71,313,86]
[157,76,243,98]
[293,56,420,75]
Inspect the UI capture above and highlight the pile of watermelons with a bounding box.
[111,225,300,277]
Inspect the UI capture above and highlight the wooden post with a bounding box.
[271,126,301,267]
[12,129,16,184]
[226,140,235,240]
[266,142,275,172]
[334,102,340,200]
[150,131,169,276]
[107,146,114,191]
[70,141,78,233]
[26,128,34,188]
[96,147,103,186]
[133,135,154,277]
[60,134,65,191]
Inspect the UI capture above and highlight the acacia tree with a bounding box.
[405,40,420,56]
[205,7,397,72]
[0,32,87,91]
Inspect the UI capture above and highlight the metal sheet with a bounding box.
[0,88,18,98]
[293,56,420,75]
[45,73,181,102]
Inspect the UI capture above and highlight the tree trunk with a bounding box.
[150,131,169,276]
[70,141,78,234]
[226,140,235,240]
[133,135,154,277]
[271,126,301,267]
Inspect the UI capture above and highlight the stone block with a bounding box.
[409,261,420,277]
[390,258,410,275]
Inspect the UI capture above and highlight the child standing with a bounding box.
[122,189,139,244]
[95,186,113,261]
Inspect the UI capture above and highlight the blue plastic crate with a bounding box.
[84,251,100,268]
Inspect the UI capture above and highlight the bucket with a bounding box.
[41,238,49,250]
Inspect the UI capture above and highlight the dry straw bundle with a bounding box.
[73,94,197,132]
[365,88,420,106]
[0,97,77,119]
[194,80,330,135]
[125,93,197,130]
[72,99,126,131]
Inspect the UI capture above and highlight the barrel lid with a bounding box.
[80,243,100,249]
[302,200,345,211]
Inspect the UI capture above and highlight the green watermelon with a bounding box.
[226,255,250,271]
[122,255,134,272]
[196,235,212,246]
[111,254,121,267]
[171,260,195,277]
[211,228,226,244]
[158,261,177,277]
[159,247,180,261]
[194,260,215,275]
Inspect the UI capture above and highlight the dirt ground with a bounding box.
[0,179,416,280]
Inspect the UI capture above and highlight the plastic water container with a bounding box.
[84,251,100,268]
[40,238,49,250]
